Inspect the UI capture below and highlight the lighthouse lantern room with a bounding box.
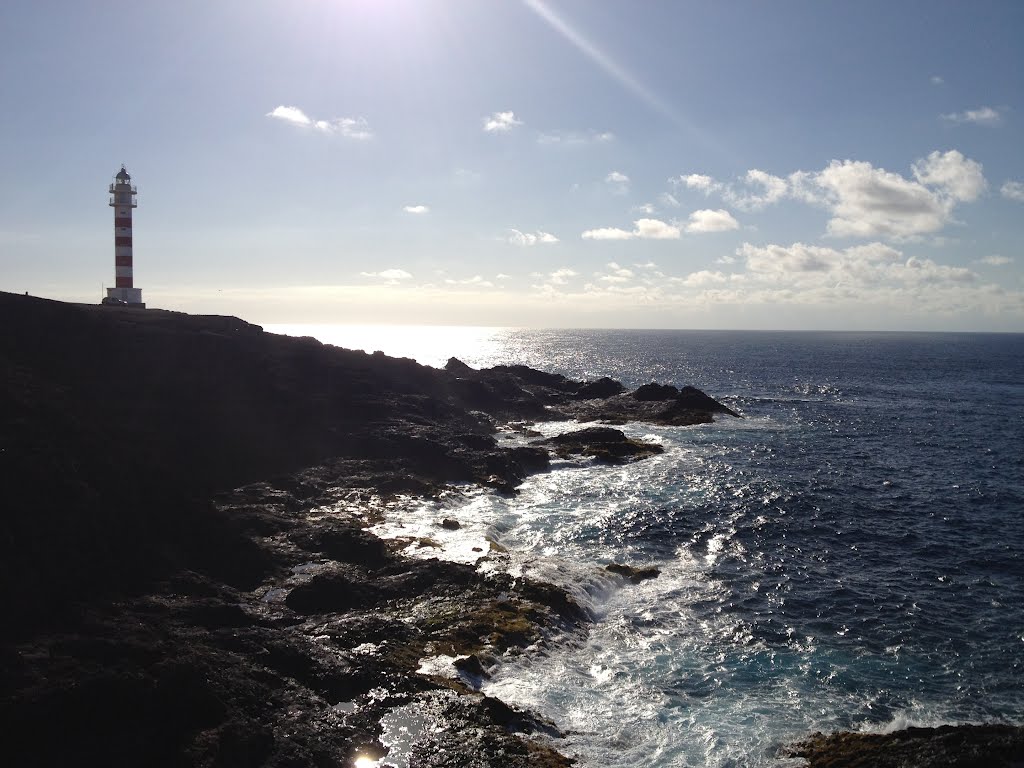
[105,166,144,306]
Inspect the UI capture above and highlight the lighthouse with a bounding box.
[104,166,144,306]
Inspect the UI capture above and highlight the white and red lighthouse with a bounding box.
[105,166,144,306]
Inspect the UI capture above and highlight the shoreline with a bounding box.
[2,291,1020,767]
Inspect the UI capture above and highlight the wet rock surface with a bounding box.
[534,426,664,464]
[605,563,662,583]
[784,723,1024,767]
[3,473,584,767]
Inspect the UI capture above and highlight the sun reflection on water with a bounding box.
[263,324,513,369]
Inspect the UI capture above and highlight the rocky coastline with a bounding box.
[2,291,1020,767]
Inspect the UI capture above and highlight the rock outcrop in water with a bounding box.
[533,426,664,464]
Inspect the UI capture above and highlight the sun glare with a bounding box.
[263,324,509,369]
[521,0,728,161]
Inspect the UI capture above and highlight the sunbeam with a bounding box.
[521,0,729,160]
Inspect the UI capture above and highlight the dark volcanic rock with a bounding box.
[508,446,551,473]
[605,563,661,583]
[574,376,625,399]
[444,356,474,373]
[0,292,485,625]
[785,723,1024,768]
[453,653,491,680]
[286,570,381,614]
[487,364,576,391]
[535,426,664,464]
[675,385,741,418]
[290,526,389,567]
[562,385,740,426]
[634,382,679,400]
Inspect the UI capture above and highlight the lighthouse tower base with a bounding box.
[104,286,145,307]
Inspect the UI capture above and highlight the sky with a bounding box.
[1,0,1023,331]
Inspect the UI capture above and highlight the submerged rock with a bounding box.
[605,563,661,583]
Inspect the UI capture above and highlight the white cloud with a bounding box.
[686,208,739,233]
[635,218,681,239]
[931,75,945,86]
[582,218,681,240]
[815,160,947,238]
[671,151,985,239]
[403,205,429,214]
[736,241,975,287]
[537,130,614,145]
[680,173,717,193]
[605,170,630,194]
[483,111,523,132]
[266,105,311,126]
[444,275,494,287]
[979,255,1014,266]
[548,268,578,285]
[327,117,373,140]
[603,261,635,279]
[786,170,824,205]
[844,242,907,263]
[902,256,976,283]
[266,105,373,139]
[911,150,986,202]
[941,106,1002,125]
[509,229,559,246]
[581,227,635,241]
[740,242,837,274]
[659,192,680,208]
[732,169,789,209]
[815,152,986,239]
[676,270,729,287]
[673,169,787,210]
[1001,181,1024,202]
[361,269,413,283]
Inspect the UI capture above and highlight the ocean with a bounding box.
[271,326,1024,767]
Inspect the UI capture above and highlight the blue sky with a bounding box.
[2,0,1022,330]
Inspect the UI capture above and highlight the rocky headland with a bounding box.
[1,291,1020,767]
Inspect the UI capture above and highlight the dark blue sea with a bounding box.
[277,327,1024,767]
